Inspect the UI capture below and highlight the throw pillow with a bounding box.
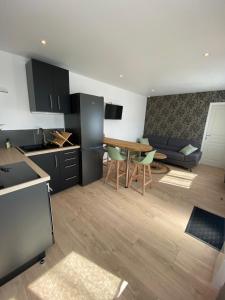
[180,144,198,156]
[139,138,149,145]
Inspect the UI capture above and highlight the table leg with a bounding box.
[125,149,130,188]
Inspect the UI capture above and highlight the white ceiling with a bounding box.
[0,0,225,96]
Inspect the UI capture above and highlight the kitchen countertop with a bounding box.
[17,145,80,157]
[0,147,50,196]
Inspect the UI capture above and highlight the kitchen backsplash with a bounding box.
[0,128,64,147]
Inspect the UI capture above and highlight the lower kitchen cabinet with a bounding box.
[0,182,54,286]
[30,149,80,193]
[30,152,61,193]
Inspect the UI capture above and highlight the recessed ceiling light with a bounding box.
[151,89,155,92]
[119,74,124,78]
[41,40,47,45]
[204,52,209,57]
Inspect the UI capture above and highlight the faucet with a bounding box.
[38,128,47,145]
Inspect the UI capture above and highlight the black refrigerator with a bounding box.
[64,93,104,186]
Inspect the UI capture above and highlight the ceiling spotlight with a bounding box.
[119,74,124,78]
[41,40,47,45]
[204,52,209,57]
[151,89,155,92]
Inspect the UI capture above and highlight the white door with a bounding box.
[201,103,225,168]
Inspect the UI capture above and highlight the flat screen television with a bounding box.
[105,103,123,120]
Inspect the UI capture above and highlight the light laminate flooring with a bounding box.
[0,164,225,300]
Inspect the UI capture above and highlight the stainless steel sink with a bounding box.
[19,143,57,153]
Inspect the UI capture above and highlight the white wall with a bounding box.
[0,50,64,129]
[0,50,147,141]
[213,247,225,290]
[69,73,147,141]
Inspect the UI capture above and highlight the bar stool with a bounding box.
[105,146,126,190]
[129,150,156,195]
[103,145,109,168]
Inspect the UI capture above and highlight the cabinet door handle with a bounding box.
[55,155,58,168]
[65,175,77,181]
[47,183,53,192]
[64,151,76,155]
[57,96,61,111]
[49,94,53,110]
[65,163,78,168]
[65,157,77,162]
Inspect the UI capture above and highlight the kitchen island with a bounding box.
[0,147,54,286]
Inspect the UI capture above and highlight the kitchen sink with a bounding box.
[19,143,57,153]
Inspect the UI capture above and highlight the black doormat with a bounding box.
[185,207,225,250]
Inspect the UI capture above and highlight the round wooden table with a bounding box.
[151,152,170,174]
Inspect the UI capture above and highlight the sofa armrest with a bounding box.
[185,151,202,163]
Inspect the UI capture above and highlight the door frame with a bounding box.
[201,102,225,151]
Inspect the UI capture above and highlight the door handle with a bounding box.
[57,96,61,111]
[47,183,53,193]
[49,94,53,110]
[65,175,77,181]
[55,155,58,168]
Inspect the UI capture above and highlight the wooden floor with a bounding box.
[1,164,225,300]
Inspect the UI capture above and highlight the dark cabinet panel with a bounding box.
[80,94,104,148]
[0,183,53,284]
[30,149,80,194]
[26,59,70,113]
[81,148,103,186]
[26,60,53,112]
[59,149,80,190]
[53,66,70,113]
[30,153,61,194]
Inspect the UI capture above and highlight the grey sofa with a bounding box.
[146,135,202,170]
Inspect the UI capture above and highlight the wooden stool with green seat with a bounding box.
[128,150,156,195]
[105,146,126,190]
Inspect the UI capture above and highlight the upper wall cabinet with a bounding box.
[26,59,70,113]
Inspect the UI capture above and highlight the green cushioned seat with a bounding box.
[107,146,126,161]
[133,150,156,165]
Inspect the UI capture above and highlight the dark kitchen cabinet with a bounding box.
[53,66,70,113]
[26,59,70,113]
[30,149,79,194]
[30,152,61,193]
[59,149,80,189]
[0,182,53,286]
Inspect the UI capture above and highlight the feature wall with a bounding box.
[144,91,225,145]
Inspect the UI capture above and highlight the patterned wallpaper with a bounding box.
[144,90,225,145]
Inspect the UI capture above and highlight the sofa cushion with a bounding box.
[154,144,179,151]
[156,149,185,162]
[184,151,202,162]
[147,135,169,147]
[167,137,200,151]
